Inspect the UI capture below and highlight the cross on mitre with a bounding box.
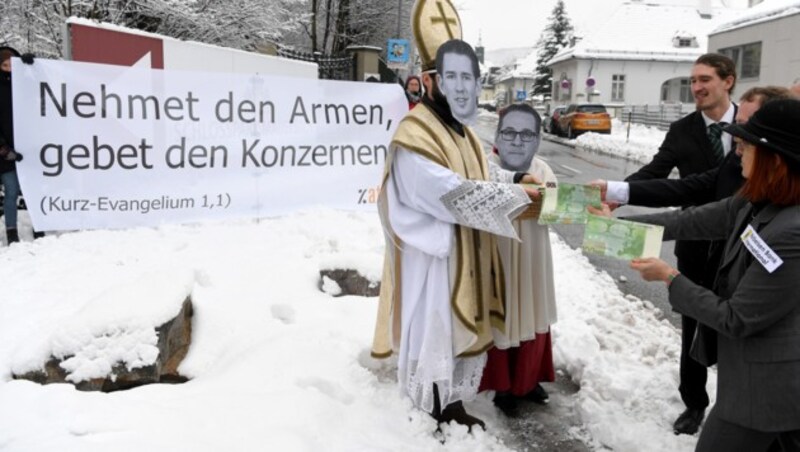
[411,0,462,71]
[432,1,458,39]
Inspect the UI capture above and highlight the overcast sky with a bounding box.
[456,0,750,51]
[456,0,621,51]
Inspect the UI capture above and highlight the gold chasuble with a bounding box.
[372,102,505,359]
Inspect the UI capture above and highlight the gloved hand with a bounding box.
[20,53,35,65]
[0,145,23,162]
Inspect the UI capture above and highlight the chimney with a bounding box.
[698,0,713,19]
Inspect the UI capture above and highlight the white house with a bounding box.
[493,50,538,107]
[708,0,800,94]
[546,1,742,109]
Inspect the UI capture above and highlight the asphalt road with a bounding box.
[474,115,682,328]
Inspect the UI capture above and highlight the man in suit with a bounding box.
[604,53,738,435]
[597,86,792,217]
[621,99,800,451]
[594,86,793,438]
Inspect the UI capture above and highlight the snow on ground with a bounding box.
[0,198,711,451]
[573,118,666,164]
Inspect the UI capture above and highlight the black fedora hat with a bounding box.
[725,99,800,169]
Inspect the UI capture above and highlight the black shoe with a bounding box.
[436,401,486,432]
[5,227,18,244]
[522,384,549,405]
[673,408,704,435]
[493,393,520,417]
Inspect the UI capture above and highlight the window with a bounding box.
[577,105,607,113]
[612,74,625,101]
[719,42,761,79]
[672,35,698,48]
[679,78,692,103]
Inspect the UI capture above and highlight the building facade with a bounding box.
[546,1,742,111]
[708,2,800,94]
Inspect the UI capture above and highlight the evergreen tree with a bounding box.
[532,0,574,100]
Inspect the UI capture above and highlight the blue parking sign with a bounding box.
[387,39,410,64]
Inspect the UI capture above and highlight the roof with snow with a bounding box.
[495,49,537,83]
[710,0,800,34]
[548,1,741,66]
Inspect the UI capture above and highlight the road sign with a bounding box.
[387,39,410,69]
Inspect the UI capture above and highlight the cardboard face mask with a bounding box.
[496,110,541,172]
[436,41,481,126]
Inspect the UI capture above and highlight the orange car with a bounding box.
[557,104,612,138]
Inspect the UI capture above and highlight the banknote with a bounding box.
[538,182,602,225]
[582,215,664,260]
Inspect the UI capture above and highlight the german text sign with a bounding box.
[12,58,407,230]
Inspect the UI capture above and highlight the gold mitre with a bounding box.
[412,0,462,72]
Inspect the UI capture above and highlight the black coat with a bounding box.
[0,69,14,174]
[625,107,737,286]
[654,197,800,432]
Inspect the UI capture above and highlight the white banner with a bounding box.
[12,59,407,230]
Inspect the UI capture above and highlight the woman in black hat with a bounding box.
[596,99,800,451]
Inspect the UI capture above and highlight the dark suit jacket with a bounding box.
[639,197,800,432]
[628,149,744,288]
[625,107,737,286]
[627,151,744,209]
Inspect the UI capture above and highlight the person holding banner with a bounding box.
[480,103,558,417]
[0,46,37,245]
[594,99,800,452]
[371,0,539,432]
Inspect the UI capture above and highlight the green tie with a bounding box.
[707,122,728,165]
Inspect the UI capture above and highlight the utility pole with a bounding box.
[395,0,403,82]
[396,0,403,38]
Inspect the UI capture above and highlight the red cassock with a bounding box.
[479,332,555,396]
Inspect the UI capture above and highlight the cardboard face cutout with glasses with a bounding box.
[496,109,541,172]
[436,40,482,126]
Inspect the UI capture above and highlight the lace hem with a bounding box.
[401,354,487,413]
[440,180,530,239]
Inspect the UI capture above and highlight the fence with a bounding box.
[277,46,355,81]
[614,104,695,131]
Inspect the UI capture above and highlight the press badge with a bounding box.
[740,225,783,273]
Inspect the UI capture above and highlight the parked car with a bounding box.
[543,105,566,135]
[557,104,612,138]
[479,100,497,112]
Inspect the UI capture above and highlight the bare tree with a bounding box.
[1,0,411,60]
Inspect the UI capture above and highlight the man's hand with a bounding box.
[587,179,608,200]
[0,145,22,162]
[520,173,541,185]
[587,179,620,210]
[20,53,35,65]
[523,185,541,199]
[630,258,675,283]
[586,203,613,217]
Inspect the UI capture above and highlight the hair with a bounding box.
[739,86,793,104]
[695,53,737,94]
[405,75,421,91]
[0,49,15,63]
[435,39,480,79]
[740,146,800,206]
[498,103,542,133]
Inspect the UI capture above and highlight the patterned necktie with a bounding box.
[707,122,728,164]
